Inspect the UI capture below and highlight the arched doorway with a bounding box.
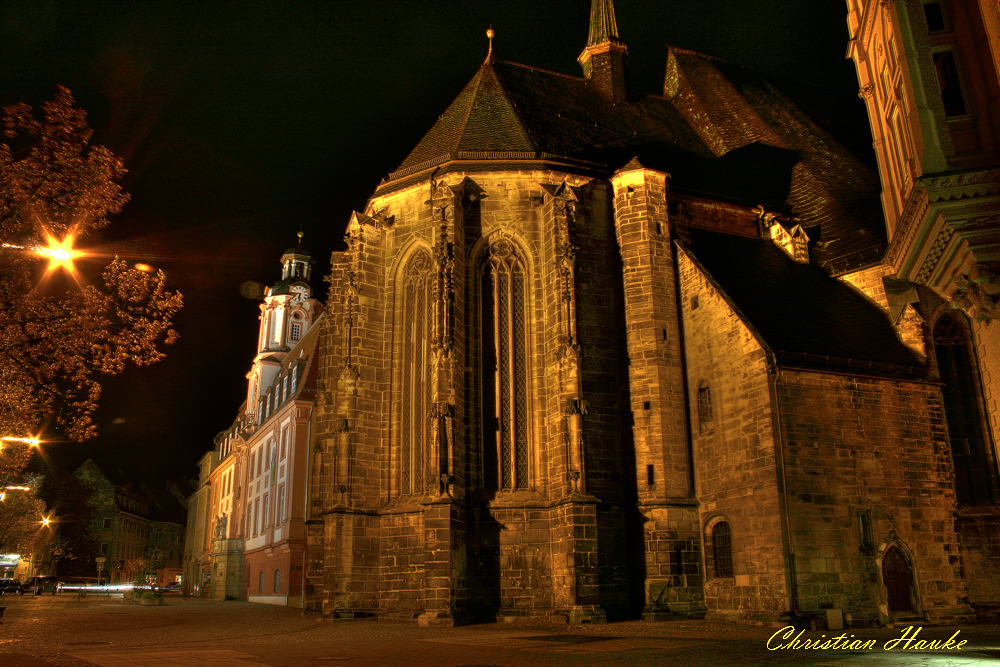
[882,547,914,612]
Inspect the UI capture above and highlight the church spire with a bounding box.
[578,0,629,105]
[586,0,622,47]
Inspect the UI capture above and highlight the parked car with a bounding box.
[19,576,61,595]
[161,581,181,594]
[0,578,20,594]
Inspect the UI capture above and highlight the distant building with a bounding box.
[74,460,186,585]
[298,0,999,625]
[184,238,322,605]
[183,451,216,595]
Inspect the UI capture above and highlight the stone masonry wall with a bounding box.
[777,369,975,623]
[612,167,705,618]
[677,245,790,619]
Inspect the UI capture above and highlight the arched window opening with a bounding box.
[711,521,733,578]
[481,237,529,491]
[398,251,433,497]
[933,314,994,505]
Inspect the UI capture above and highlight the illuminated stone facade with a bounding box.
[296,0,999,625]
[846,0,1000,617]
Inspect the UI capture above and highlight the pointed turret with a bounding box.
[578,0,629,104]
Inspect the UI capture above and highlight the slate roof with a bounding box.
[681,229,922,375]
[392,46,885,273]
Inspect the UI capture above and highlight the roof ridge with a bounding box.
[494,58,584,82]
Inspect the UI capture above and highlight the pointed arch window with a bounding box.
[397,250,433,497]
[933,313,995,504]
[481,236,530,491]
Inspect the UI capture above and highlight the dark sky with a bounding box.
[1,0,865,483]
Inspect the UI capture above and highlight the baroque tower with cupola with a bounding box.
[298,0,999,625]
[247,234,321,416]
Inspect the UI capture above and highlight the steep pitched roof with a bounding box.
[680,229,922,375]
[393,47,884,273]
[663,48,885,272]
[396,58,711,172]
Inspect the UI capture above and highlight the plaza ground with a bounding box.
[1,593,999,666]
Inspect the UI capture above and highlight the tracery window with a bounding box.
[397,250,433,496]
[481,236,530,491]
[933,313,994,504]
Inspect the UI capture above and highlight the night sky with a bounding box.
[1,1,866,484]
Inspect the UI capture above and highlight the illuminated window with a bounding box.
[277,485,285,523]
[481,237,530,491]
[397,250,433,496]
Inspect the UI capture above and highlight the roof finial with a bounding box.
[486,25,494,60]
[297,230,304,246]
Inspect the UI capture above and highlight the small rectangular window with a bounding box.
[290,323,301,341]
[103,518,111,529]
[859,509,875,551]
[923,2,947,32]
[933,50,967,117]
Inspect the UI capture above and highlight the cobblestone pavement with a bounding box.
[1,594,999,666]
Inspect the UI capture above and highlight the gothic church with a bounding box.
[298,0,1000,625]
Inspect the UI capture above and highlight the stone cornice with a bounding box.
[917,168,1000,203]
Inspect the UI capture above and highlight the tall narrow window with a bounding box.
[933,50,967,117]
[712,521,733,578]
[933,314,994,504]
[398,250,433,496]
[481,237,530,491]
[290,323,301,342]
[697,382,713,434]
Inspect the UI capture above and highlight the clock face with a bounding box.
[291,284,307,294]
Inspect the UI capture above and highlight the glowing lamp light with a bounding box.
[0,436,41,446]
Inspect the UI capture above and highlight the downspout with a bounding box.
[767,357,799,614]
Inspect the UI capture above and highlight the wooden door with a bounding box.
[882,547,913,612]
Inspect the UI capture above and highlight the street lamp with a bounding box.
[2,231,80,277]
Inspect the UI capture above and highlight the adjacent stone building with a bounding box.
[298,0,998,626]
[846,0,1000,617]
